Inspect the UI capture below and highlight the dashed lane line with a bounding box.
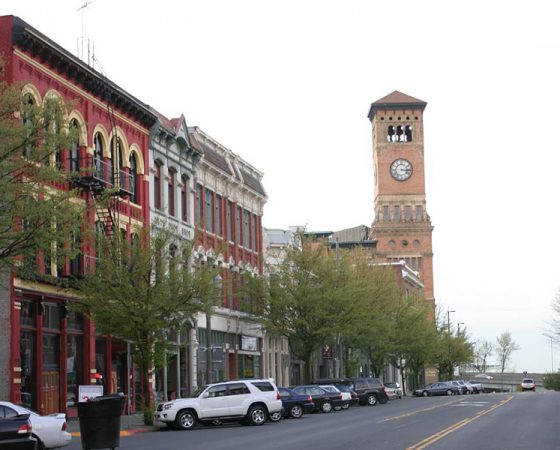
[405,395,514,450]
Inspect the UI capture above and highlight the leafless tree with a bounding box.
[496,332,520,374]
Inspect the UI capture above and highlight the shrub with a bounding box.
[543,373,560,391]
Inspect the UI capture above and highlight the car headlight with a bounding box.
[163,403,173,410]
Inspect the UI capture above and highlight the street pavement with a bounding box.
[65,391,560,450]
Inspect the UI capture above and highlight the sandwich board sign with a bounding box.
[78,385,103,402]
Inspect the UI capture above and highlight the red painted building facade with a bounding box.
[0,16,156,415]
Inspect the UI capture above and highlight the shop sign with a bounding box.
[78,385,103,402]
[241,336,258,351]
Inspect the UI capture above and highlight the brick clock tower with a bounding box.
[367,91,435,306]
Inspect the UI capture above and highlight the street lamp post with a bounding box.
[447,310,455,335]
[542,333,554,373]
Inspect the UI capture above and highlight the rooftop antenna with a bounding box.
[77,0,95,67]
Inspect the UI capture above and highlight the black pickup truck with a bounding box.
[0,413,37,450]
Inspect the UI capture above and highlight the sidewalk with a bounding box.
[67,413,160,437]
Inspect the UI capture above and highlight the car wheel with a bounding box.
[446,389,453,396]
[33,437,45,450]
[290,404,304,418]
[321,401,333,413]
[367,394,378,406]
[269,411,282,422]
[422,391,429,397]
[342,403,350,409]
[248,405,268,425]
[175,410,197,430]
[533,388,536,392]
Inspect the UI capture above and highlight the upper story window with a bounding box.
[69,119,80,172]
[129,154,139,204]
[227,201,233,241]
[251,213,257,251]
[21,94,35,158]
[168,169,176,217]
[236,206,242,245]
[394,205,400,222]
[387,124,413,142]
[215,194,222,237]
[243,209,250,248]
[205,188,213,232]
[405,205,412,221]
[154,161,162,210]
[415,205,423,221]
[383,205,389,222]
[196,184,203,227]
[181,175,188,223]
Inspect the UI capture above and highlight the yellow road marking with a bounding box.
[406,396,514,450]
[377,398,464,423]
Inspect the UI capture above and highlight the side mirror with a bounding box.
[202,392,210,398]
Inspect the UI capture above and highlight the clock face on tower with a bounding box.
[390,158,413,181]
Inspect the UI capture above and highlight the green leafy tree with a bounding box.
[433,311,474,380]
[342,262,399,378]
[72,223,217,423]
[0,57,84,275]
[253,235,361,383]
[390,292,437,393]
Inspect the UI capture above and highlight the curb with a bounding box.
[70,428,154,437]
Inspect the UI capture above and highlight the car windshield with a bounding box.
[192,385,209,397]
[321,386,338,393]
[523,379,534,383]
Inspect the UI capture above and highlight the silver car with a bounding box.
[384,382,403,399]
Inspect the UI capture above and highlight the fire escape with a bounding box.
[70,83,134,261]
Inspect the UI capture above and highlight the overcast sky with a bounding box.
[2,0,559,374]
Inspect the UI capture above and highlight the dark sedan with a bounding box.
[292,385,344,413]
[0,414,37,450]
[278,388,315,418]
[414,382,459,397]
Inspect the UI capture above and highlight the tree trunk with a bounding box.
[399,359,407,396]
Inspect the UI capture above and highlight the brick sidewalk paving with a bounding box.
[67,413,160,437]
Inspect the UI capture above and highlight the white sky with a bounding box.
[2,0,559,373]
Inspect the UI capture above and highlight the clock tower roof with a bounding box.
[367,91,427,120]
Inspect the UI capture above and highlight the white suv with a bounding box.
[154,379,283,430]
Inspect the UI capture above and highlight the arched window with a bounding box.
[112,136,124,188]
[22,94,35,158]
[405,125,413,142]
[387,125,395,143]
[69,119,80,172]
[129,153,139,204]
[93,133,104,181]
[396,125,404,142]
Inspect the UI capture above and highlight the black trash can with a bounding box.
[77,394,126,450]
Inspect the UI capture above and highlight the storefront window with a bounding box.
[20,330,35,409]
[42,302,61,330]
[42,334,60,368]
[66,335,83,407]
[238,354,261,379]
[20,299,36,327]
[67,310,84,331]
[95,338,106,389]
